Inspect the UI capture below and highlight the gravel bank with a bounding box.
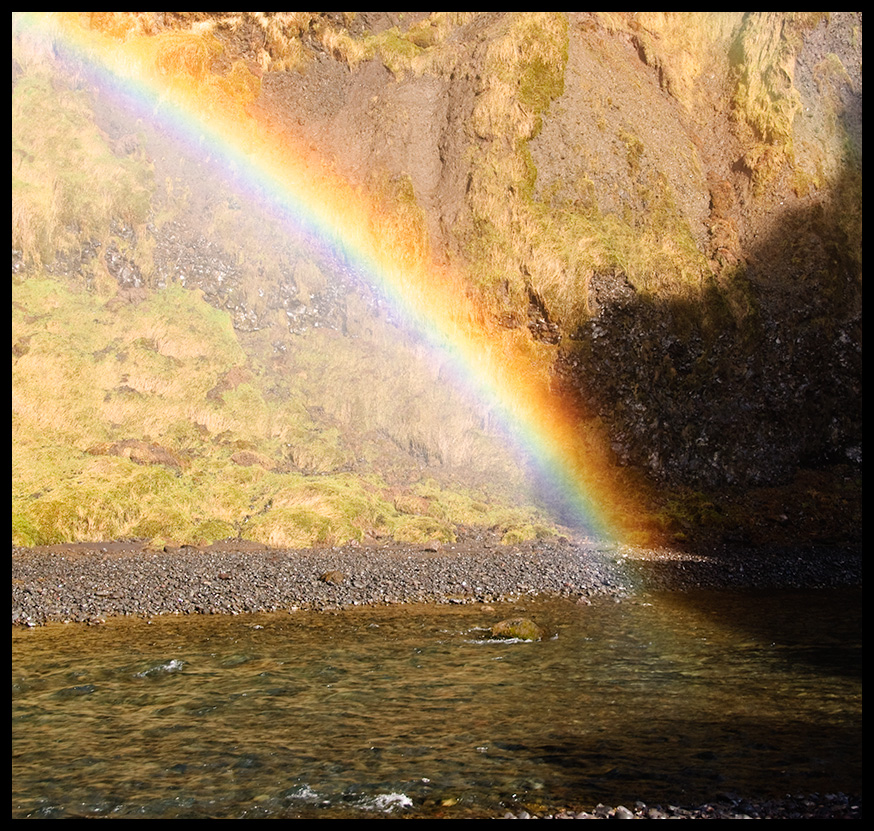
[12,535,626,625]
[500,792,861,819]
[11,532,862,626]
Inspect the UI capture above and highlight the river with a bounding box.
[12,589,862,819]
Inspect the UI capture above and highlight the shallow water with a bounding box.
[12,590,862,819]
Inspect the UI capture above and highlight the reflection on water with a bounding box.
[12,590,862,818]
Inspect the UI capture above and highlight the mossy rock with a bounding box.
[490,617,544,641]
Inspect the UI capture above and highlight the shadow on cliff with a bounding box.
[561,161,861,553]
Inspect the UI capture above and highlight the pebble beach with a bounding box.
[12,532,862,626]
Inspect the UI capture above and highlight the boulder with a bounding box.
[490,617,543,641]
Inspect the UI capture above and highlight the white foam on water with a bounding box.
[285,785,322,803]
[135,658,185,677]
[361,792,414,813]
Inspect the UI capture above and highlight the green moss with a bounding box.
[618,129,645,176]
[392,515,456,544]
[11,513,45,548]
[367,27,423,77]
[12,73,154,265]
[729,13,826,189]
[653,489,730,541]
[248,504,346,548]
[515,13,568,133]
[499,523,554,545]
[458,13,575,316]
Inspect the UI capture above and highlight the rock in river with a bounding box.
[490,617,543,641]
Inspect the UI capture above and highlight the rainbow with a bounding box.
[15,13,649,543]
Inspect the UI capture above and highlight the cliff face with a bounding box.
[12,13,862,546]
[250,11,861,491]
[538,14,862,489]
